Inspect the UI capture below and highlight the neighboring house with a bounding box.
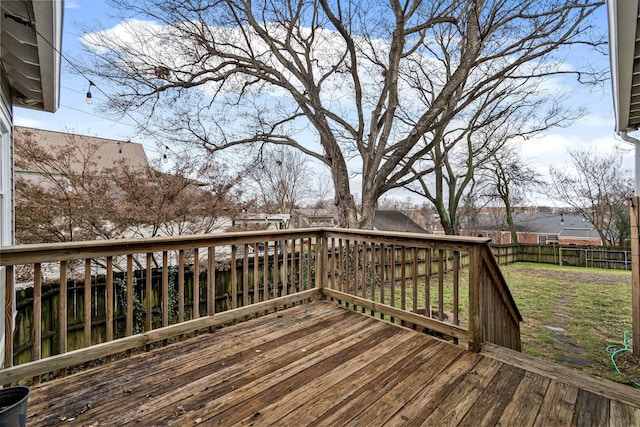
[460,211,602,246]
[293,207,339,228]
[14,126,151,181]
[14,127,231,240]
[293,208,428,234]
[230,213,291,231]
[1,0,63,367]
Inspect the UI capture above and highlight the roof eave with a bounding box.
[32,0,64,113]
[607,0,640,132]
[2,0,63,113]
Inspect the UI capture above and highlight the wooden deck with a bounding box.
[27,300,640,426]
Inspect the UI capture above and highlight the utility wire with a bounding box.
[4,11,181,158]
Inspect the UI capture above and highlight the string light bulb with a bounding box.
[162,146,169,163]
[86,81,95,104]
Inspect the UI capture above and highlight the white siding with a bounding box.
[0,75,13,368]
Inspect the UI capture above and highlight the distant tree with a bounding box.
[80,0,604,228]
[550,148,633,246]
[481,147,545,243]
[112,158,240,237]
[402,79,579,236]
[248,146,312,216]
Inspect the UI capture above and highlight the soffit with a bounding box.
[0,0,63,112]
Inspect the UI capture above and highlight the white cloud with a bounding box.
[65,1,80,9]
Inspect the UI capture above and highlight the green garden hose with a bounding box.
[606,331,640,388]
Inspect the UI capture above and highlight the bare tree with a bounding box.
[111,159,240,238]
[481,147,545,243]
[550,147,633,246]
[80,0,605,228]
[248,146,312,215]
[402,66,582,235]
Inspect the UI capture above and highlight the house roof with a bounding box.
[1,0,63,112]
[559,228,599,240]
[467,212,594,236]
[513,213,590,234]
[14,127,150,174]
[373,210,428,234]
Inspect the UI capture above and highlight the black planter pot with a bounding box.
[0,386,30,427]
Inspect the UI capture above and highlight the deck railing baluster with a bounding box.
[162,251,169,327]
[425,249,430,320]
[59,261,67,355]
[145,253,152,332]
[412,247,418,313]
[179,250,185,323]
[253,243,259,304]
[33,263,42,362]
[4,265,14,368]
[400,247,406,311]
[380,244,386,319]
[208,246,216,316]
[263,242,270,300]
[193,248,200,319]
[126,255,133,336]
[106,257,113,342]
[84,259,92,346]
[231,245,238,310]
[282,241,288,297]
[438,250,444,322]
[274,243,280,297]
[242,244,249,306]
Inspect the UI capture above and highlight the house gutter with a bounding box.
[619,131,640,196]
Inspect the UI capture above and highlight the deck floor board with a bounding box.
[25,300,640,426]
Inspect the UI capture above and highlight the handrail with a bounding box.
[0,228,325,265]
[0,227,522,384]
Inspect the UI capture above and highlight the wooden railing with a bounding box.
[319,229,521,352]
[0,228,521,385]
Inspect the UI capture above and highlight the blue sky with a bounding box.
[14,0,169,158]
[13,1,628,206]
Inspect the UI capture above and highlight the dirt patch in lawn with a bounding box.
[513,267,628,286]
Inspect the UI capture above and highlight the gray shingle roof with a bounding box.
[373,210,427,233]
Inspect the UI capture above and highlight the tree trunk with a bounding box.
[505,205,518,244]
[359,192,377,229]
[335,192,358,228]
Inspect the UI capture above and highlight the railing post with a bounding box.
[4,265,14,369]
[631,197,640,357]
[468,245,483,352]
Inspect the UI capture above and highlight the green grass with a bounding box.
[500,262,632,383]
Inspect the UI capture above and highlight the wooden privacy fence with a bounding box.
[491,244,632,270]
[0,228,521,385]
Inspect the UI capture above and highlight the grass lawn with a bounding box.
[500,262,633,383]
